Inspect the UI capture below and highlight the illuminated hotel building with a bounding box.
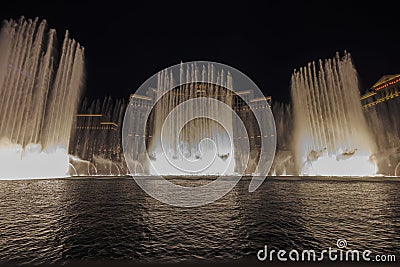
[126,88,272,174]
[70,113,123,163]
[71,88,272,175]
[361,74,400,109]
[127,88,272,137]
[361,74,400,174]
[125,93,153,163]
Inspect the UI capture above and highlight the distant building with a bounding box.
[125,87,272,174]
[361,74,400,175]
[69,97,128,175]
[70,87,272,175]
[361,74,400,109]
[126,88,272,146]
[125,93,153,161]
[71,114,120,161]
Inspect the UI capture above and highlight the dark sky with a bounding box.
[1,1,399,103]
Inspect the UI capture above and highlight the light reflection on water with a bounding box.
[0,178,399,265]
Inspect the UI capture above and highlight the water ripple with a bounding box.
[0,179,399,264]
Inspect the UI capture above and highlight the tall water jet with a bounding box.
[0,17,85,179]
[291,52,376,176]
[146,64,235,175]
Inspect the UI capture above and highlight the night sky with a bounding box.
[1,1,399,103]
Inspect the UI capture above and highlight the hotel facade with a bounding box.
[361,74,400,175]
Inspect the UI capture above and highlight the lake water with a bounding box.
[0,177,399,265]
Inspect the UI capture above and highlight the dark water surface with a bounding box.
[0,177,399,265]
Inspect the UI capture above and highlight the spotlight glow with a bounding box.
[301,152,376,176]
[0,143,70,179]
[148,143,235,176]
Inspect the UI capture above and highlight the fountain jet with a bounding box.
[0,17,84,179]
[291,52,376,176]
[146,64,235,175]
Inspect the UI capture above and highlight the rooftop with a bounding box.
[371,74,400,91]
